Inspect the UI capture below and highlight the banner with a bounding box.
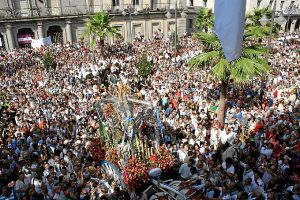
[214,0,246,62]
[17,34,33,45]
[31,36,52,48]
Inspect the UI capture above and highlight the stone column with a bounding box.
[27,0,33,16]
[163,19,168,39]
[6,24,15,50]
[85,0,91,13]
[126,20,131,42]
[290,19,297,33]
[65,20,73,43]
[58,0,62,15]
[37,22,44,39]
[139,0,143,10]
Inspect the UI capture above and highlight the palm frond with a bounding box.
[194,7,214,31]
[242,45,267,58]
[194,32,221,50]
[244,25,270,40]
[82,11,117,45]
[211,58,230,80]
[231,57,272,83]
[188,50,220,70]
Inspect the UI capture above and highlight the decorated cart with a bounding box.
[88,83,200,199]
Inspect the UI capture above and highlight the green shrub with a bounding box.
[137,53,152,78]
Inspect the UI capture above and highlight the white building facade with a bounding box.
[0,0,299,50]
[0,0,200,50]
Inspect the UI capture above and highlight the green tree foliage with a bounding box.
[43,51,54,70]
[137,53,153,78]
[83,11,120,48]
[246,7,280,38]
[194,7,214,32]
[188,31,271,127]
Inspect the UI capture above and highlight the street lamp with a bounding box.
[259,15,269,26]
[165,11,172,19]
[165,3,178,62]
[122,5,138,42]
[258,0,278,52]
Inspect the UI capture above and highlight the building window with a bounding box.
[132,0,139,5]
[189,19,193,28]
[280,1,284,10]
[112,0,120,7]
[257,0,262,8]
[190,0,194,6]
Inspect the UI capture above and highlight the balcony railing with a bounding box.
[0,3,192,20]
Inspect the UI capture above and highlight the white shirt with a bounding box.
[177,149,187,162]
[260,147,273,159]
[221,162,235,174]
[220,130,228,144]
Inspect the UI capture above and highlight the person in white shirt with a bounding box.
[260,142,273,159]
[177,144,189,162]
[221,158,235,176]
[15,173,28,197]
[53,185,66,200]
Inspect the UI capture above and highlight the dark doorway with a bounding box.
[0,34,5,50]
[47,25,63,44]
[17,28,34,48]
[295,19,300,31]
[285,18,292,32]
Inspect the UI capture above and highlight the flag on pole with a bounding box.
[214,0,247,62]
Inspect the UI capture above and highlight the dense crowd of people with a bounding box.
[0,30,299,200]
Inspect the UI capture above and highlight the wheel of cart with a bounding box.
[97,160,126,190]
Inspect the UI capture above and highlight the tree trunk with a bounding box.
[217,80,228,129]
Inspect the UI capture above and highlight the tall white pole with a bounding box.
[174,2,177,62]
[268,0,277,51]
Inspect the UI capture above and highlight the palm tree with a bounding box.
[188,32,271,127]
[246,7,280,38]
[83,11,120,48]
[246,7,272,26]
[194,7,214,32]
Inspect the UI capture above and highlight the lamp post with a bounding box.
[122,5,138,43]
[268,0,277,51]
[165,3,178,62]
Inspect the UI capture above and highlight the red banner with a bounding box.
[17,34,33,45]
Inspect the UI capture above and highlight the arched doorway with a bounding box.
[17,28,34,48]
[0,34,5,50]
[295,19,300,31]
[47,26,63,44]
[285,18,292,32]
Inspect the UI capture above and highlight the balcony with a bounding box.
[0,3,193,20]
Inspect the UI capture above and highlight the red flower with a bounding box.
[88,138,105,161]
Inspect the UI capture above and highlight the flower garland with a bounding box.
[104,103,114,118]
[106,148,121,170]
[122,157,149,189]
[122,147,175,189]
[88,138,106,162]
[149,146,175,171]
